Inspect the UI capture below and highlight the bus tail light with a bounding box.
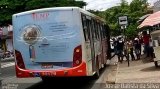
[15,50,25,69]
[73,45,82,67]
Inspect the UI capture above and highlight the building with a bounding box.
[0,25,13,53]
[153,0,160,12]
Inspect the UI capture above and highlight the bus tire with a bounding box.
[93,60,100,79]
[93,69,100,80]
[154,61,159,67]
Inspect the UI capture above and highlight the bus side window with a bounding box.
[91,20,96,40]
[96,22,101,40]
[99,24,102,40]
[100,24,104,39]
[94,20,99,40]
[104,25,108,39]
[102,25,106,39]
[86,19,91,41]
[81,14,89,41]
[87,19,94,40]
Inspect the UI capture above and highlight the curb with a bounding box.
[115,62,119,83]
[106,55,118,84]
[106,64,118,84]
[111,54,115,59]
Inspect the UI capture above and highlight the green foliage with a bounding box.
[0,0,86,26]
[103,0,152,37]
[125,24,138,39]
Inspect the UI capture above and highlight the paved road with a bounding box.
[1,56,118,89]
[1,59,15,80]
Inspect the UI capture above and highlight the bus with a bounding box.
[12,7,110,80]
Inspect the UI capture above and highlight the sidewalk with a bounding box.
[115,56,160,83]
[105,55,118,84]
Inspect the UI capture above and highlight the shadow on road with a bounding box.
[141,66,160,72]
[26,77,94,89]
[25,66,107,89]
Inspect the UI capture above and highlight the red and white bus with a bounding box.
[12,7,110,80]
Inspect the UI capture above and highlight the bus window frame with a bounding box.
[94,20,100,40]
[90,19,96,41]
[81,14,90,42]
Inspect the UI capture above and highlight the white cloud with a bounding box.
[83,0,159,11]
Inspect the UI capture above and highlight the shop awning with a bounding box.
[137,14,150,23]
[138,11,160,28]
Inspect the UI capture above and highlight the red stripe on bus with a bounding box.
[15,61,87,78]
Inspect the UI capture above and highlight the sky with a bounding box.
[83,0,159,11]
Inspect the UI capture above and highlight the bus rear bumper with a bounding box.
[16,61,87,78]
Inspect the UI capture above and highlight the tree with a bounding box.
[0,0,86,26]
[125,24,137,39]
[103,0,152,37]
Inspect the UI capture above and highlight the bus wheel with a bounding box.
[93,69,100,80]
[154,61,159,67]
[93,61,100,79]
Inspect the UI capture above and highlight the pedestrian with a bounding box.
[126,39,135,61]
[133,37,141,60]
[116,37,124,63]
[113,38,118,55]
[124,39,129,61]
[148,38,154,62]
[139,36,143,55]
[142,31,150,57]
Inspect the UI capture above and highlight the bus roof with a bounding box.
[79,8,106,23]
[13,7,106,23]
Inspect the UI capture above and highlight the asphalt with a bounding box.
[0,53,118,89]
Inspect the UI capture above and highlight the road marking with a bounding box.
[1,76,16,81]
[1,62,15,68]
[2,76,42,84]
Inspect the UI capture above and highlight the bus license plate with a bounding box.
[41,64,53,69]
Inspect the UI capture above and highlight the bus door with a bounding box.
[92,20,101,69]
[82,14,92,75]
[101,25,107,63]
[97,23,104,66]
[86,18,96,72]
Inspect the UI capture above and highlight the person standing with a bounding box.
[139,36,143,55]
[142,31,150,57]
[116,37,124,63]
[126,39,135,61]
[113,38,118,55]
[134,37,141,60]
[148,38,154,61]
